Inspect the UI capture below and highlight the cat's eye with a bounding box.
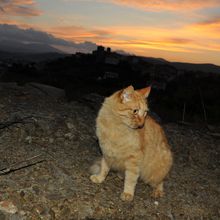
[133,109,139,114]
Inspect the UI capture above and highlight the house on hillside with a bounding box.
[151,64,177,82]
[92,46,122,65]
[92,46,106,62]
[105,56,120,65]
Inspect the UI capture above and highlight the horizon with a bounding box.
[0,0,220,65]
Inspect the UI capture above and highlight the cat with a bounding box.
[90,85,173,202]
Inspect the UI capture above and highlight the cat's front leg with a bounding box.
[90,157,110,184]
[120,165,140,202]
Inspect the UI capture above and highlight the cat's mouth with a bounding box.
[130,123,145,129]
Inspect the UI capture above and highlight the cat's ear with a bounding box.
[137,86,151,98]
[121,85,134,103]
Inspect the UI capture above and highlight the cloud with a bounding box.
[196,16,220,26]
[0,24,97,53]
[167,38,193,44]
[185,16,220,41]
[100,39,194,53]
[105,0,220,11]
[0,0,42,17]
[47,20,219,55]
[45,23,220,55]
[48,25,113,42]
[79,23,220,56]
[0,24,70,45]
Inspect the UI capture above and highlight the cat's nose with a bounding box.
[137,123,144,129]
[137,117,145,128]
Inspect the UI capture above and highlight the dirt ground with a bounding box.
[0,82,219,220]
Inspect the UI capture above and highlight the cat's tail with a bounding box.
[89,158,101,175]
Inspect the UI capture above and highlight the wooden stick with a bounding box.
[182,102,186,123]
[0,154,45,175]
[199,87,207,123]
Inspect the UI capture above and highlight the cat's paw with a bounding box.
[90,174,104,184]
[151,189,164,198]
[120,192,134,202]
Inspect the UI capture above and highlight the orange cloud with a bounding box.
[47,25,113,42]
[104,26,220,56]
[103,39,193,53]
[45,25,194,55]
[106,0,220,11]
[0,0,42,17]
[193,17,220,36]
[183,17,220,43]
[197,17,220,26]
[46,23,220,56]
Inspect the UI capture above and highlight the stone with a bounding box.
[66,122,74,130]
[0,200,18,214]
[25,136,32,144]
[49,137,54,144]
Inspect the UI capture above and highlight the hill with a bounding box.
[172,62,220,74]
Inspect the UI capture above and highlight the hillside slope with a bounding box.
[0,83,219,219]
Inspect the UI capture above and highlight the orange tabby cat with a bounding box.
[90,85,173,201]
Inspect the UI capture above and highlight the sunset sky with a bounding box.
[1,0,220,65]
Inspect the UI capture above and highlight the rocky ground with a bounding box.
[0,82,219,220]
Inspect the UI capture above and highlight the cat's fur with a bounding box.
[90,85,173,201]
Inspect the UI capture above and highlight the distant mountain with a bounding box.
[141,56,220,74]
[0,50,66,62]
[141,56,168,64]
[141,57,220,74]
[171,62,220,74]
